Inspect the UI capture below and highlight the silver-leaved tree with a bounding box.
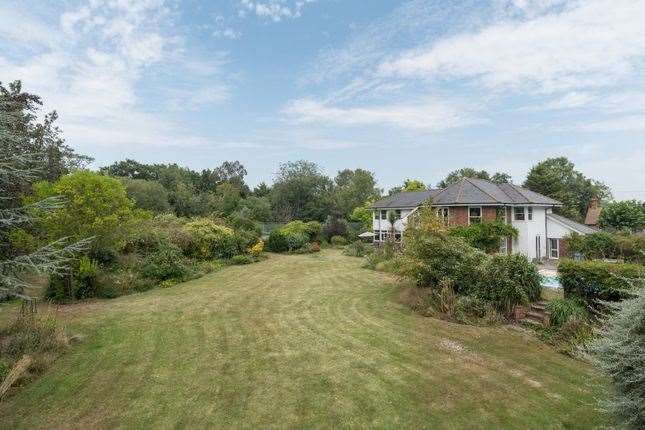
[1,89,91,299]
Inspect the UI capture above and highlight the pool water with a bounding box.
[541,275,562,289]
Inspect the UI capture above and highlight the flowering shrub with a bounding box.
[249,241,264,256]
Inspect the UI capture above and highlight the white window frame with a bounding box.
[380,210,387,220]
[381,230,389,241]
[514,206,525,221]
[528,206,533,221]
[437,207,450,225]
[468,206,482,225]
[374,230,381,241]
[394,209,402,220]
[549,238,559,259]
[373,211,378,220]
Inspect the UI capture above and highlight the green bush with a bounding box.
[343,241,369,257]
[401,232,486,294]
[233,229,261,254]
[546,298,588,327]
[73,256,100,299]
[267,229,289,252]
[304,221,323,241]
[142,244,188,281]
[558,259,644,307]
[476,254,542,314]
[230,254,253,265]
[587,288,645,429]
[330,235,347,246]
[449,221,518,253]
[285,231,309,251]
[363,242,397,270]
[184,218,237,259]
[564,231,645,263]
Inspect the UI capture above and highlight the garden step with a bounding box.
[520,318,543,328]
[526,311,545,322]
[530,303,546,311]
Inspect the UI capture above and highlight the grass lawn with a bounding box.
[0,250,608,428]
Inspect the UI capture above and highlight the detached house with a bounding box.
[371,178,597,260]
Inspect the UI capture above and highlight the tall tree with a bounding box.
[270,160,333,222]
[524,157,611,221]
[334,169,381,217]
[599,200,645,232]
[1,88,90,299]
[437,168,511,188]
[388,179,427,195]
[0,80,92,181]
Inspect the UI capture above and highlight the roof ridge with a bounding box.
[463,177,502,203]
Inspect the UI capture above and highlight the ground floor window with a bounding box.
[437,207,449,225]
[469,207,482,224]
[549,238,559,259]
[374,230,381,241]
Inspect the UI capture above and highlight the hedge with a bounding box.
[558,259,644,307]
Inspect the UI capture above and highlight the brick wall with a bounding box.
[451,207,468,226]
[482,207,498,222]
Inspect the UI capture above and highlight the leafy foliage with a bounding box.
[142,244,188,281]
[437,168,511,188]
[333,169,380,218]
[449,221,517,253]
[31,171,146,252]
[587,288,645,429]
[599,200,645,231]
[476,254,542,314]
[524,157,611,221]
[558,259,644,308]
[121,178,171,213]
[184,219,237,259]
[546,298,587,327]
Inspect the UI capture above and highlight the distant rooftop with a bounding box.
[372,178,562,209]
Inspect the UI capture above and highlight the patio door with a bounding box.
[549,238,559,259]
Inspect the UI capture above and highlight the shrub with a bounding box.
[587,288,645,429]
[285,231,309,251]
[0,313,68,384]
[401,232,486,294]
[330,235,347,246]
[141,244,188,281]
[343,241,369,257]
[73,256,100,299]
[184,218,237,259]
[363,241,397,270]
[546,298,588,327]
[454,296,488,323]
[267,229,289,252]
[230,255,253,265]
[449,221,518,253]
[249,241,264,256]
[233,229,261,255]
[304,221,323,241]
[323,215,348,240]
[558,259,644,308]
[476,253,542,315]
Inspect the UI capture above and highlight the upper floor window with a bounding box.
[395,209,401,220]
[527,206,533,221]
[374,211,378,220]
[469,207,482,224]
[514,206,525,221]
[380,210,387,220]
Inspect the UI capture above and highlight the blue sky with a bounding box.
[1,0,644,198]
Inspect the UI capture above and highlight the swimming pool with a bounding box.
[541,274,562,289]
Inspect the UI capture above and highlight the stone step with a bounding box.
[530,303,546,311]
[536,300,549,306]
[520,318,543,328]
[526,311,545,322]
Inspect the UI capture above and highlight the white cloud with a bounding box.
[379,0,645,93]
[238,0,316,22]
[0,0,233,149]
[282,98,481,131]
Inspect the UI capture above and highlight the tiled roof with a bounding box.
[371,178,562,208]
[547,213,598,234]
[371,190,440,208]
